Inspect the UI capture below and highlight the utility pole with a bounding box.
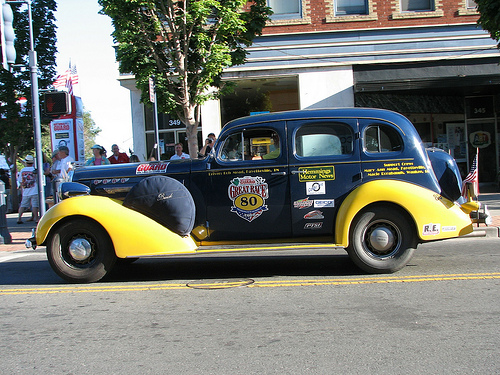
[6,0,45,216]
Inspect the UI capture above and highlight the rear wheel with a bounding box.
[346,206,417,273]
[47,218,116,283]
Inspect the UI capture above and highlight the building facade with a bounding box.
[119,0,500,182]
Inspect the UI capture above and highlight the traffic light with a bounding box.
[1,0,16,71]
[43,91,72,115]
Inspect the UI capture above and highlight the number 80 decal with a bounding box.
[228,176,269,222]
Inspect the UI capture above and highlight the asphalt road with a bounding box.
[1,237,499,374]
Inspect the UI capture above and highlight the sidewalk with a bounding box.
[1,212,38,252]
[1,186,500,252]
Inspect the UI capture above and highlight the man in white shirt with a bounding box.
[170,143,190,160]
[17,155,39,224]
[53,146,74,180]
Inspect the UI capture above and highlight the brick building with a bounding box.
[119,0,500,182]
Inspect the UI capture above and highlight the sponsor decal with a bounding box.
[298,166,335,182]
[136,162,169,174]
[363,162,428,177]
[53,123,70,131]
[304,222,323,230]
[306,181,326,195]
[93,178,129,185]
[423,223,440,236]
[442,226,456,232]
[314,199,334,208]
[304,210,324,220]
[228,176,269,222]
[293,197,314,209]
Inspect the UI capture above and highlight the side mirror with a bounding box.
[59,182,90,200]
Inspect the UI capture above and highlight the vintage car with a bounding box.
[28,108,479,283]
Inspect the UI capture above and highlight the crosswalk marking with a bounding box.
[0,253,35,263]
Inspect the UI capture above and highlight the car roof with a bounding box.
[224,108,409,129]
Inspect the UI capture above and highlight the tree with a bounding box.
[476,0,500,47]
[98,0,272,158]
[0,0,57,210]
[82,110,102,159]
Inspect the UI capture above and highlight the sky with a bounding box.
[54,0,133,153]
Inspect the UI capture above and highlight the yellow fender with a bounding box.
[335,180,474,247]
[36,196,198,258]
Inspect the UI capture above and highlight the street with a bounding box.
[0,237,499,374]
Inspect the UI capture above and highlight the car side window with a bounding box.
[295,122,353,157]
[364,124,403,153]
[220,129,280,161]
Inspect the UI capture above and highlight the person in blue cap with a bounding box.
[85,145,110,166]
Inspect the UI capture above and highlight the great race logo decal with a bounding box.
[228,176,269,222]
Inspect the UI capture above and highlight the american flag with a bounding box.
[53,64,79,95]
[461,153,478,199]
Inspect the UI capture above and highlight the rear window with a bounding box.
[364,124,403,153]
[295,123,353,157]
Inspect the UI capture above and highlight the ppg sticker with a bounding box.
[228,176,269,222]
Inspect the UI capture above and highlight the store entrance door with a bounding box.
[467,120,497,183]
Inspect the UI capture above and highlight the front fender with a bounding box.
[335,180,473,247]
[36,196,197,258]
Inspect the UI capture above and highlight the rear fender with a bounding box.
[36,196,197,258]
[335,180,474,247]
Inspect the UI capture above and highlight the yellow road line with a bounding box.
[1,272,499,295]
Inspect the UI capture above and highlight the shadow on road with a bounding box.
[106,252,363,283]
[0,251,364,286]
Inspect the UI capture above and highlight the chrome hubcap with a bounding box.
[369,226,395,252]
[68,238,92,261]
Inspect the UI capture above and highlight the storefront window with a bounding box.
[145,130,202,160]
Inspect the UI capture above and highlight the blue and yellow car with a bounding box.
[29,108,479,283]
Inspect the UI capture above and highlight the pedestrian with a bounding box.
[17,155,39,224]
[129,154,140,162]
[198,132,217,158]
[170,143,190,160]
[42,153,53,199]
[86,145,111,166]
[108,144,130,164]
[55,146,74,180]
[49,150,61,197]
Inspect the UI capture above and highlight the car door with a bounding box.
[288,119,361,237]
[205,122,291,241]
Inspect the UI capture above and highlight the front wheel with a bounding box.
[346,206,417,273]
[47,218,116,283]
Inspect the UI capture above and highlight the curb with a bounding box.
[467,226,499,238]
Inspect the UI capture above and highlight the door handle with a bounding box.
[271,171,287,176]
[291,170,305,174]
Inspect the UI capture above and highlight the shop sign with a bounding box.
[469,131,491,149]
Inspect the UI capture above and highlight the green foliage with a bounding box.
[82,110,102,159]
[98,0,271,156]
[0,0,58,156]
[476,0,500,46]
